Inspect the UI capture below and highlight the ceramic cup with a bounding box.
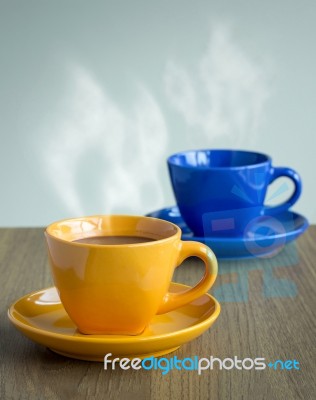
[167,149,302,237]
[45,215,218,335]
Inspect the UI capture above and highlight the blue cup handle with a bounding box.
[267,167,302,214]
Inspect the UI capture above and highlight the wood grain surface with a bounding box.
[0,227,315,400]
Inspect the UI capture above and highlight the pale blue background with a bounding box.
[0,0,315,226]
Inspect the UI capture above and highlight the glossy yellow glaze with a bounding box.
[45,215,218,335]
[8,285,221,361]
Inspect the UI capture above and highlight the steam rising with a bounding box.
[164,23,270,145]
[44,67,167,215]
[42,23,270,215]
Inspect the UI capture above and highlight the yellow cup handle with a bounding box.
[157,241,218,314]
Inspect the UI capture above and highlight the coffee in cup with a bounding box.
[45,215,218,335]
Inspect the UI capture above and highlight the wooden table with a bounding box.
[0,227,315,400]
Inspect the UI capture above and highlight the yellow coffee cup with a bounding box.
[45,215,218,335]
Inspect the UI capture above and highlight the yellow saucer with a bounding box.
[8,283,220,361]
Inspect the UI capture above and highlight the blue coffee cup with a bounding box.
[167,149,302,237]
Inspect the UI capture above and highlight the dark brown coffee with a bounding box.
[73,235,156,245]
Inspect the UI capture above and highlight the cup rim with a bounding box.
[45,214,181,248]
[167,148,272,170]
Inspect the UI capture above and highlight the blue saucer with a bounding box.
[146,206,309,260]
